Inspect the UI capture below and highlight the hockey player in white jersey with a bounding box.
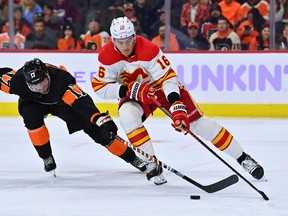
[91,16,264,185]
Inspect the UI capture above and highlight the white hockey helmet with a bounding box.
[110,16,135,40]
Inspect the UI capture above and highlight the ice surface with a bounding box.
[0,117,287,216]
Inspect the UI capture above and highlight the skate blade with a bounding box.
[49,169,56,177]
[153,176,167,185]
[154,180,167,185]
[259,175,267,181]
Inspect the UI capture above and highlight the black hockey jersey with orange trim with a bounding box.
[0,64,100,122]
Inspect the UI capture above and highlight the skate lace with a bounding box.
[241,156,258,173]
[44,156,54,166]
[146,162,157,172]
[131,157,146,168]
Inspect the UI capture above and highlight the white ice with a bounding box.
[0,117,287,216]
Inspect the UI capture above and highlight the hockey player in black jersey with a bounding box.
[0,58,146,175]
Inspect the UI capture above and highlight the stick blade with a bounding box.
[259,191,269,201]
[204,174,239,193]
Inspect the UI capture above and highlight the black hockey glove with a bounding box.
[94,111,118,145]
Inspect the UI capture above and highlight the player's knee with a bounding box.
[84,124,114,146]
[24,119,45,130]
[190,116,221,141]
[119,101,143,132]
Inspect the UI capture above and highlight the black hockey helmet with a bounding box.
[23,58,48,84]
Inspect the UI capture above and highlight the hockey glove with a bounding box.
[170,101,190,135]
[94,111,118,144]
[127,81,156,104]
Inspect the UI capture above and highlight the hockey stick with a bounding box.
[150,96,269,201]
[115,135,239,193]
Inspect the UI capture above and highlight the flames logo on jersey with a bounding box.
[120,68,150,86]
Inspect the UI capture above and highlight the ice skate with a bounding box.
[238,153,264,180]
[43,155,57,177]
[130,156,147,172]
[146,162,167,185]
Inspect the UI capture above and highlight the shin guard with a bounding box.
[106,138,135,163]
[28,124,52,158]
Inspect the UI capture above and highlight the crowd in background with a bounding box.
[0,0,288,51]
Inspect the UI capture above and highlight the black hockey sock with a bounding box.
[237,152,247,164]
[34,142,52,159]
[119,147,136,163]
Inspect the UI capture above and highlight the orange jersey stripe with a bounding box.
[212,127,233,151]
[90,112,100,123]
[0,70,15,94]
[106,138,127,156]
[62,84,86,106]
[127,126,151,147]
[0,83,10,93]
[62,90,78,106]
[28,125,50,146]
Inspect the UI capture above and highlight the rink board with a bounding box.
[0,51,287,117]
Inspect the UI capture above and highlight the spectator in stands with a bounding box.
[180,0,210,33]
[107,0,125,14]
[279,0,288,22]
[218,0,241,27]
[209,15,241,50]
[150,8,165,39]
[20,0,43,26]
[130,16,148,39]
[14,4,31,37]
[24,16,57,49]
[0,0,8,29]
[0,20,25,49]
[237,0,269,24]
[249,24,270,50]
[83,18,103,51]
[99,1,124,33]
[183,21,210,50]
[275,0,288,43]
[108,0,126,11]
[275,0,286,23]
[98,31,110,47]
[123,3,137,20]
[236,8,266,50]
[133,0,158,39]
[50,0,81,24]
[201,4,222,40]
[50,0,82,35]
[276,23,288,49]
[151,24,179,51]
[42,4,63,33]
[57,21,84,50]
[149,0,164,10]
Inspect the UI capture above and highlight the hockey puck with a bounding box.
[190,195,201,200]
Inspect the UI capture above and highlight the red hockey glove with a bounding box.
[169,101,190,135]
[127,81,156,104]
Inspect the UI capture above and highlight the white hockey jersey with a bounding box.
[92,36,179,100]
